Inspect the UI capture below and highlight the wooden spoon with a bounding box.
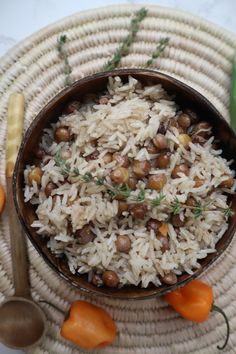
[0,94,46,349]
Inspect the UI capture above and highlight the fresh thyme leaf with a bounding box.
[151,191,165,207]
[224,207,233,217]
[194,201,203,219]
[54,149,63,167]
[146,37,169,66]
[111,184,131,199]
[82,172,93,182]
[108,189,116,198]
[96,177,105,185]
[136,188,145,202]
[73,168,80,176]
[57,34,72,86]
[171,197,181,215]
[103,7,148,71]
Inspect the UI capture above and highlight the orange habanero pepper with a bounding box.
[60,300,116,350]
[164,279,230,350]
[0,183,6,215]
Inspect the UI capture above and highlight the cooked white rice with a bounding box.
[24,76,235,288]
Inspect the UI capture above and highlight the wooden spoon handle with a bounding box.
[6,93,30,297]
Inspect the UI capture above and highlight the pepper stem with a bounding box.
[211,304,230,350]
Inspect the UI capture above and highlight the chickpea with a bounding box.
[194,177,205,188]
[130,204,148,219]
[103,152,113,164]
[113,152,129,167]
[91,274,104,287]
[220,176,234,188]
[161,271,178,285]
[28,167,43,185]
[132,160,151,178]
[34,147,45,159]
[146,141,158,154]
[178,113,191,129]
[171,164,190,178]
[171,214,185,227]
[127,177,138,191]
[54,126,71,143]
[116,235,131,253]
[155,152,171,169]
[102,270,119,288]
[177,134,191,149]
[118,201,129,215]
[191,134,206,145]
[156,234,170,252]
[186,196,196,207]
[191,121,212,138]
[152,134,168,150]
[146,218,161,233]
[110,167,129,184]
[65,100,80,114]
[44,182,57,197]
[75,224,95,244]
[147,174,167,191]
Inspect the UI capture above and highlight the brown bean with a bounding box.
[147,174,167,191]
[102,271,119,288]
[171,214,185,227]
[146,141,158,154]
[65,101,80,114]
[130,204,148,219]
[156,235,170,252]
[171,164,190,178]
[185,197,196,207]
[178,113,191,129]
[161,271,178,285]
[118,201,129,215]
[191,121,212,138]
[28,167,43,185]
[75,224,95,244]
[103,152,113,164]
[85,150,99,161]
[177,126,185,134]
[44,182,57,197]
[168,118,178,129]
[113,152,129,167]
[153,134,168,150]
[99,96,110,105]
[220,176,234,188]
[127,177,138,191]
[184,109,198,124]
[155,152,171,169]
[54,126,71,143]
[34,147,45,159]
[146,218,161,233]
[158,122,167,135]
[194,177,205,188]
[116,235,131,253]
[110,167,129,184]
[91,274,104,287]
[191,134,206,145]
[132,160,151,178]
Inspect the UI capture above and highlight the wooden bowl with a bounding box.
[13,69,236,299]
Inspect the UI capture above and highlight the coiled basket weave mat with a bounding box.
[0,4,236,354]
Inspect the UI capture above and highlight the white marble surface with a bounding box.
[0,0,235,353]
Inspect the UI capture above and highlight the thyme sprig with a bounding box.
[171,197,181,215]
[193,201,203,219]
[103,7,148,71]
[57,34,72,86]
[224,207,233,217]
[146,37,170,66]
[151,191,165,207]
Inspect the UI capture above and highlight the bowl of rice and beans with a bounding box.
[14,69,236,299]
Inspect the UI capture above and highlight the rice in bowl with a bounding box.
[23,76,235,289]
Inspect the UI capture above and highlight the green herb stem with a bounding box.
[103,7,148,71]
[57,34,72,86]
[146,37,169,67]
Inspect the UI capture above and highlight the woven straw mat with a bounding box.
[0,4,236,354]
